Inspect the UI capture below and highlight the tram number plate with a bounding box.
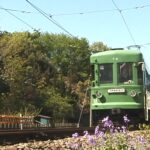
[108,88,125,93]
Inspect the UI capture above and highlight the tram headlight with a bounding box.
[130,90,136,97]
[96,92,103,99]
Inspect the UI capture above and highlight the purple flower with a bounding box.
[121,126,127,133]
[102,117,113,128]
[83,130,89,137]
[94,125,105,137]
[117,127,120,130]
[114,129,118,133]
[98,131,104,137]
[110,128,114,133]
[123,115,130,124]
[136,136,147,144]
[94,125,99,135]
[70,143,79,149]
[102,116,109,123]
[88,135,96,145]
[72,132,79,138]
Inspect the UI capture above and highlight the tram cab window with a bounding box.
[99,64,113,83]
[119,63,133,83]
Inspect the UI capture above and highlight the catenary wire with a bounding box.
[1,1,149,47]
[141,43,150,47]
[51,4,150,17]
[0,6,32,14]
[1,3,150,16]
[26,0,74,37]
[111,0,136,45]
[0,5,37,31]
[51,9,117,17]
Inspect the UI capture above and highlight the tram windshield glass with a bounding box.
[99,64,113,83]
[119,63,133,83]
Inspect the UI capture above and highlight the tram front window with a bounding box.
[119,63,133,83]
[99,64,113,83]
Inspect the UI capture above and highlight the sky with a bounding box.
[0,0,150,70]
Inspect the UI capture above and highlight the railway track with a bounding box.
[0,126,95,145]
[0,115,145,145]
[0,115,96,145]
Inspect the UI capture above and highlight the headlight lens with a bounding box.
[130,90,136,97]
[96,92,102,98]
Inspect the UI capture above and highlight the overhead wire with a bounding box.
[0,5,37,31]
[140,42,150,47]
[51,4,150,17]
[0,6,32,14]
[51,9,117,17]
[111,0,136,45]
[122,4,150,12]
[1,3,150,17]
[1,1,149,46]
[25,0,74,37]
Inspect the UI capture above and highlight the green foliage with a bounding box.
[0,31,56,113]
[139,123,150,130]
[18,104,42,116]
[89,41,109,53]
[44,86,72,121]
[0,31,108,122]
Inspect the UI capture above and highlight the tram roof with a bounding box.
[90,49,142,64]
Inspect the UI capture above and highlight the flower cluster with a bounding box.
[66,115,150,150]
[123,115,130,124]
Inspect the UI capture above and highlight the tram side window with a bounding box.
[99,64,113,83]
[119,63,132,83]
[145,71,150,90]
[137,63,143,85]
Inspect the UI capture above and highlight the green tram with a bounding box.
[90,48,150,126]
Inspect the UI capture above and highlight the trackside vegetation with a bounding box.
[0,31,108,123]
[66,116,150,150]
[1,116,150,149]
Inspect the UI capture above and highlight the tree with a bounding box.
[0,31,56,113]
[44,86,72,123]
[0,31,109,123]
[89,42,109,53]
